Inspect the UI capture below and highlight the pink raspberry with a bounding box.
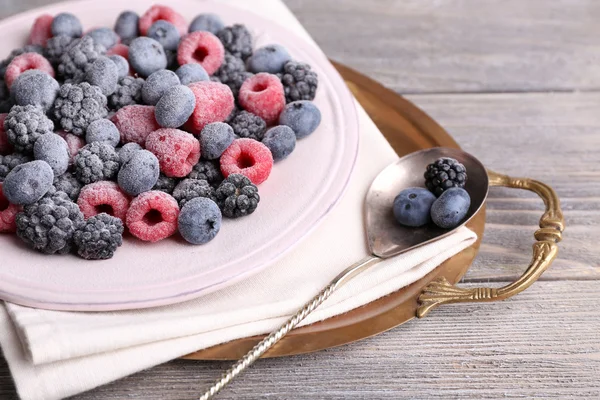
[185,81,234,134]
[78,181,131,222]
[146,128,200,178]
[239,73,286,125]
[5,52,55,89]
[177,31,224,75]
[28,14,54,47]
[111,105,160,146]
[0,182,21,233]
[139,5,187,37]
[220,138,273,185]
[126,190,179,242]
[56,130,85,165]
[106,43,129,58]
[0,114,13,155]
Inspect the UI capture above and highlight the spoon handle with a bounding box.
[199,256,381,400]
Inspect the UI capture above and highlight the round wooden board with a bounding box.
[183,61,486,361]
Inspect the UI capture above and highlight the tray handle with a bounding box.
[417,170,565,318]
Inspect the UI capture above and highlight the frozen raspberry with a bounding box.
[239,73,285,125]
[111,105,160,145]
[126,190,179,242]
[185,81,234,134]
[0,181,21,232]
[216,24,253,60]
[0,45,44,78]
[78,181,130,222]
[106,43,129,59]
[220,138,273,185]
[146,128,200,178]
[5,53,55,89]
[139,5,187,37]
[28,14,54,47]
[56,130,85,165]
[177,31,224,75]
[0,114,12,155]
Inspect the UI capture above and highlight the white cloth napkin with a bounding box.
[0,1,477,399]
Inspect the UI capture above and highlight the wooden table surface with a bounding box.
[1,0,599,399]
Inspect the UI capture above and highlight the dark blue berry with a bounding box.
[393,187,436,227]
[86,28,119,50]
[85,56,119,96]
[141,69,180,106]
[128,37,167,78]
[200,122,234,160]
[86,119,120,147]
[178,197,222,244]
[262,125,296,161]
[2,160,54,205]
[147,20,180,51]
[154,85,196,128]
[189,14,224,34]
[11,70,59,112]
[51,13,82,38]
[175,63,209,85]
[430,187,471,229]
[278,100,321,139]
[114,11,139,44]
[247,44,291,74]
[33,133,69,175]
[117,149,159,196]
[108,55,129,79]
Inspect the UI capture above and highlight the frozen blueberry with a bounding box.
[393,187,437,228]
[86,119,120,147]
[200,122,234,160]
[117,142,142,164]
[261,125,296,161]
[430,187,471,229]
[2,160,54,205]
[141,69,180,106]
[247,44,291,74]
[117,149,159,196]
[147,20,180,51]
[278,100,321,139]
[86,27,120,50]
[33,133,69,176]
[108,55,129,79]
[175,63,209,85]
[11,69,59,112]
[178,197,222,244]
[128,37,168,78]
[51,13,83,38]
[189,13,224,34]
[85,56,119,96]
[154,85,196,128]
[114,11,139,44]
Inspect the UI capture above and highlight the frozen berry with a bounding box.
[74,142,120,185]
[78,180,130,222]
[111,105,160,145]
[33,133,69,175]
[186,81,234,134]
[154,85,196,128]
[393,188,437,227]
[86,27,120,50]
[44,35,74,66]
[56,130,85,165]
[114,11,139,44]
[220,138,273,185]
[148,20,180,51]
[52,172,81,200]
[228,110,266,140]
[58,36,106,84]
[430,187,471,229]
[178,197,221,244]
[86,119,120,147]
[2,160,54,205]
[0,153,31,181]
[262,125,296,161]
[200,122,234,160]
[128,37,167,78]
[279,100,321,139]
[247,44,291,74]
[11,70,59,112]
[187,159,222,186]
[215,173,259,218]
[239,73,285,125]
[126,190,179,242]
[106,43,129,59]
[51,13,82,38]
[53,82,108,135]
[280,60,318,103]
[74,212,124,260]
[216,24,253,60]
[139,5,187,37]
[175,63,209,85]
[211,54,252,97]
[28,14,54,47]
[141,69,180,106]
[177,31,224,75]
[0,181,21,232]
[117,142,142,164]
[424,157,468,196]
[153,173,177,194]
[0,114,12,155]
[108,55,129,79]
[4,104,54,153]
[109,76,145,110]
[5,52,54,89]
[146,128,200,177]
[84,56,119,96]
[117,149,160,196]
[172,178,215,206]
[189,14,224,35]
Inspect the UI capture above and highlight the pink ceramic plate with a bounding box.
[0,0,359,311]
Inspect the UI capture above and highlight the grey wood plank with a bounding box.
[2,280,599,399]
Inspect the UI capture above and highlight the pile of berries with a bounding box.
[0,5,323,260]
[393,157,471,229]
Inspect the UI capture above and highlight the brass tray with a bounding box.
[184,61,563,361]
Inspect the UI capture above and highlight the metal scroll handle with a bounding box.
[417,170,565,317]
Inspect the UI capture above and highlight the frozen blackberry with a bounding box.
[74,213,124,260]
[0,153,31,181]
[172,178,216,207]
[0,45,44,77]
[44,34,75,66]
[215,173,259,218]
[74,142,120,185]
[216,24,253,60]
[4,104,54,153]
[15,190,84,254]
[52,172,81,201]
[211,54,252,97]
[187,159,223,186]
[424,157,468,196]
[58,36,106,83]
[53,82,108,136]
[228,110,266,140]
[0,80,11,113]
[280,61,318,103]
[109,76,145,110]
[153,173,177,194]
